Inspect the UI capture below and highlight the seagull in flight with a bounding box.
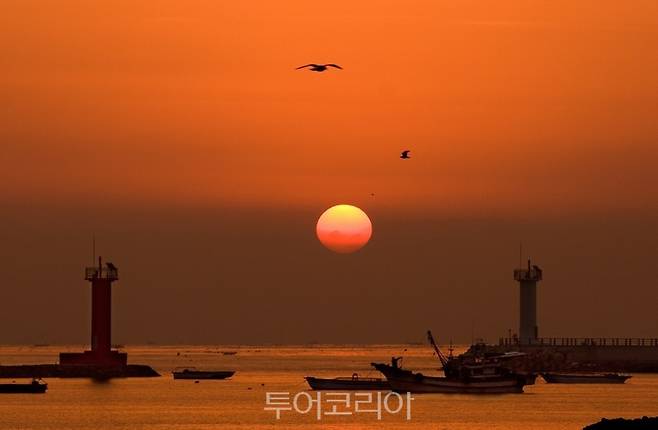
[296,63,343,72]
[400,150,411,159]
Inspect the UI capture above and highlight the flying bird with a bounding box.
[400,150,411,159]
[296,63,343,72]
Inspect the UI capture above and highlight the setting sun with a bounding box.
[316,204,372,253]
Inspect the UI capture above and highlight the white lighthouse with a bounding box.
[514,259,542,344]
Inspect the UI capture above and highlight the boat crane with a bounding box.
[427,330,450,369]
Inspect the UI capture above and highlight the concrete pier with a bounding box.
[0,364,159,379]
[474,338,658,372]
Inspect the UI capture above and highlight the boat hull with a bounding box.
[541,373,631,384]
[520,373,538,385]
[173,371,235,380]
[386,375,524,394]
[305,376,390,391]
[0,383,48,393]
[372,363,526,394]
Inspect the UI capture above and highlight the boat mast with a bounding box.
[427,330,449,368]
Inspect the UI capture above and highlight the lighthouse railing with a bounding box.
[85,266,118,281]
[499,336,658,347]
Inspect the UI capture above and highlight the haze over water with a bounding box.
[1,345,656,429]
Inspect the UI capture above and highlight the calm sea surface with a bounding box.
[1,345,656,430]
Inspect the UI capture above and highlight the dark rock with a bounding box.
[584,416,658,429]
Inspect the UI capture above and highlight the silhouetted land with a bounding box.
[584,416,658,429]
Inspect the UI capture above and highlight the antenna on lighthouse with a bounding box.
[519,242,523,269]
[92,234,96,266]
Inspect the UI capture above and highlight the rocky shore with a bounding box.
[584,416,658,429]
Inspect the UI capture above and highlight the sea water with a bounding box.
[1,345,656,430]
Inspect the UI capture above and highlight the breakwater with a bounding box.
[0,364,160,378]
[470,339,658,372]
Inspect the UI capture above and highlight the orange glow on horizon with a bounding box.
[316,204,372,253]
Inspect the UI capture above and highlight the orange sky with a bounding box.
[3,1,658,345]
[2,0,657,216]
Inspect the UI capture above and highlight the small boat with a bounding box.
[221,351,238,356]
[541,372,631,384]
[172,368,235,380]
[305,374,390,391]
[0,379,48,394]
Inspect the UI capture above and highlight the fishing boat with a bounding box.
[541,372,631,384]
[305,373,390,390]
[372,363,528,393]
[372,331,531,394]
[0,379,48,394]
[172,368,235,380]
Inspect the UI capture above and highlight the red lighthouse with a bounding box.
[59,257,127,367]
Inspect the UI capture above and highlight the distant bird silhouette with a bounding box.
[400,150,411,159]
[296,63,343,72]
[106,262,117,271]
